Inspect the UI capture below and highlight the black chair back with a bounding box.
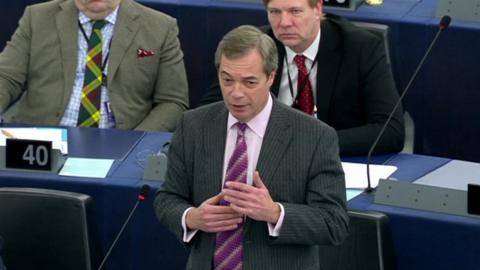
[0,235,5,270]
[352,21,414,153]
[318,210,396,270]
[0,187,100,270]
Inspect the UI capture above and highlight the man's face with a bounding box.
[219,49,275,123]
[266,0,322,53]
[74,0,121,19]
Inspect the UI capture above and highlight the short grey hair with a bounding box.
[215,25,278,76]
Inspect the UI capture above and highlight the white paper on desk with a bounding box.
[0,127,68,154]
[414,160,480,191]
[59,157,114,178]
[342,162,397,189]
[346,188,364,201]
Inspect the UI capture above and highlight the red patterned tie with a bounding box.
[294,54,314,115]
[214,123,248,270]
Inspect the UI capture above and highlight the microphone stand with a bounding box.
[97,185,150,270]
[365,16,451,194]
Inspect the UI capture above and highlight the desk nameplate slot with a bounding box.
[375,179,479,218]
[143,154,167,182]
[436,0,480,22]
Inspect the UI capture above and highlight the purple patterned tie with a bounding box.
[214,122,248,270]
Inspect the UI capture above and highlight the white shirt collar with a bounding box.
[227,94,273,138]
[78,6,119,25]
[285,29,321,64]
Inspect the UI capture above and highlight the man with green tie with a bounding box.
[0,0,188,131]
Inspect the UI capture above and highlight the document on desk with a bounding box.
[346,189,364,201]
[414,160,480,190]
[342,162,397,189]
[0,127,68,154]
[59,157,114,178]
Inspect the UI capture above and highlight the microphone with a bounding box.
[365,15,451,193]
[97,184,151,270]
[439,15,452,30]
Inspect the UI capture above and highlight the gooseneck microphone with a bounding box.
[365,15,452,193]
[97,184,151,270]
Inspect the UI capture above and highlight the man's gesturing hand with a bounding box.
[186,193,243,233]
[223,171,280,224]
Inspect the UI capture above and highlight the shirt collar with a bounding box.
[78,6,119,26]
[227,94,273,138]
[285,29,321,64]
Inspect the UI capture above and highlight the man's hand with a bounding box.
[223,171,280,224]
[186,193,243,233]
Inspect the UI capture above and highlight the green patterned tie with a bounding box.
[78,20,106,127]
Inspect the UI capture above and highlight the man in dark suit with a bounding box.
[0,0,188,131]
[155,25,348,270]
[199,0,405,156]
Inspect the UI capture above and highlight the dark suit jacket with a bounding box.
[0,0,189,131]
[199,14,405,156]
[154,99,349,270]
[0,236,5,270]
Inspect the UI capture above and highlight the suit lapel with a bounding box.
[245,100,292,232]
[107,0,140,87]
[56,1,79,107]
[257,99,292,186]
[202,105,229,199]
[256,100,292,189]
[316,18,342,122]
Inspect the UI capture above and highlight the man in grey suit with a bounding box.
[155,25,348,270]
[0,0,188,131]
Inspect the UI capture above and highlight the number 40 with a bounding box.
[22,145,49,166]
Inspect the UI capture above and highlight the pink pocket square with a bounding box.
[137,48,156,58]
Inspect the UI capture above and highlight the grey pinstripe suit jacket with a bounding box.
[154,99,349,270]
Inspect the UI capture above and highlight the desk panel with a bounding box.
[348,152,480,270]
[349,192,480,270]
